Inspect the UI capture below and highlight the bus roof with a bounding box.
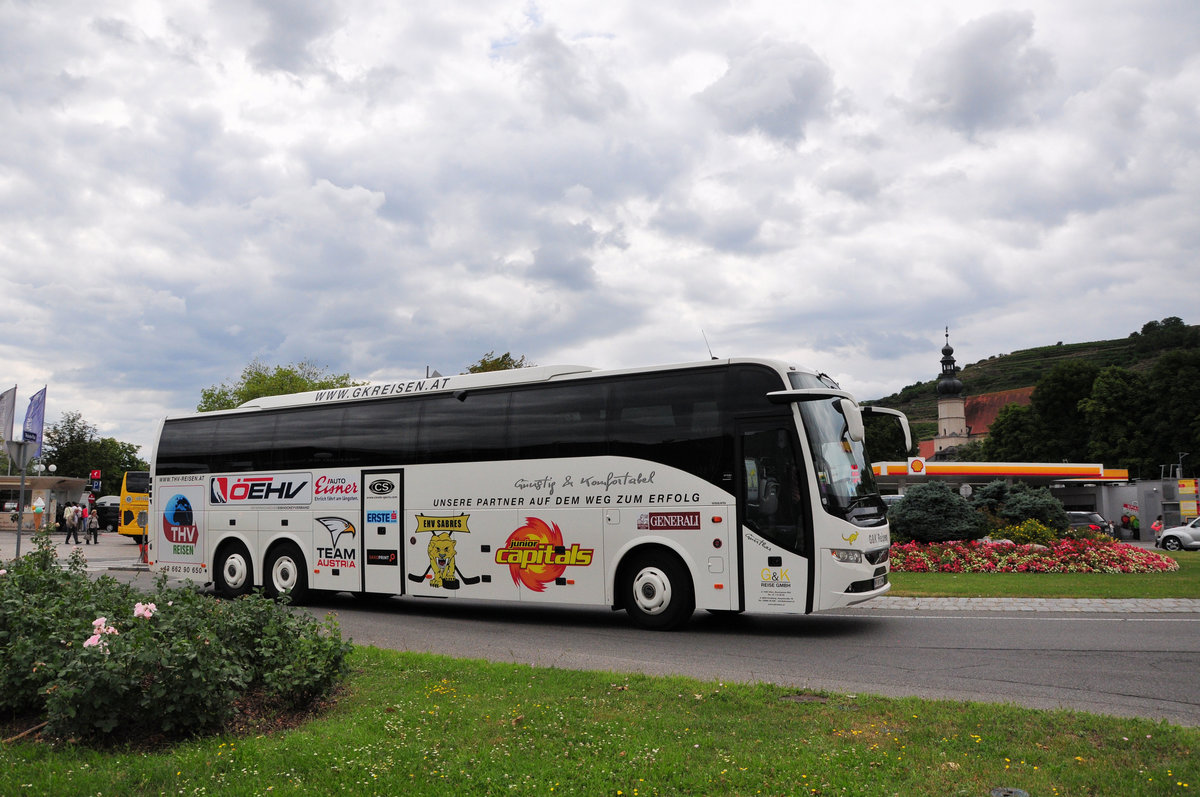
[169,358,814,418]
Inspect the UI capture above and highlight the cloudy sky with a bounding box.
[2,0,1197,459]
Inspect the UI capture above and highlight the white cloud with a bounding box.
[0,0,1196,458]
[906,10,1055,135]
[697,39,834,142]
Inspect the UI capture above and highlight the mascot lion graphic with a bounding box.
[427,532,458,588]
[410,514,479,590]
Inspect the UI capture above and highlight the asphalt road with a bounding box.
[291,592,1200,727]
[38,530,1200,728]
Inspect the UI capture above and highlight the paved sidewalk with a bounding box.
[863,596,1200,613]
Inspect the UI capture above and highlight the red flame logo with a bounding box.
[503,517,566,592]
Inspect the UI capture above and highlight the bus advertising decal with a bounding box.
[158,474,205,485]
[410,514,479,589]
[497,517,594,593]
[209,475,311,506]
[313,378,450,402]
[637,511,701,531]
[366,549,398,566]
[314,475,359,503]
[368,479,395,496]
[758,565,796,606]
[316,517,357,569]
[162,494,198,556]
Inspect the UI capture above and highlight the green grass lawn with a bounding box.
[889,549,1200,599]
[2,646,1196,796]
[4,548,1196,795]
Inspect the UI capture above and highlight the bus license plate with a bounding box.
[873,575,887,589]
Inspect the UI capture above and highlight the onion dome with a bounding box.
[936,328,964,397]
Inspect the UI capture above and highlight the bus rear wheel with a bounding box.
[215,541,253,599]
[622,551,694,631]
[265,543,309,604]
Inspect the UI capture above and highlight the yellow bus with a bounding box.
[118,470,150,543]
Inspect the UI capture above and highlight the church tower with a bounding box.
[933,328,968,455]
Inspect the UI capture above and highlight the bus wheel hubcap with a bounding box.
[273,558,296,590]
[632,567,672,615]
[224,554,248,589]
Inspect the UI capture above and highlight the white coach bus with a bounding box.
[149,359,909,629]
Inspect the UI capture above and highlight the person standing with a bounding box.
[79,502,92,544]
[1151,515,1164,535]
[1131,513,1141,538]
[88,509,100,544]
[63,502,80,545]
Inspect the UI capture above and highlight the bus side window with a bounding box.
[741,428,807,555]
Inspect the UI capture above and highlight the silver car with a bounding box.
[1156,517,1200,551]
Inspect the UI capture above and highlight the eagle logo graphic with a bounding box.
[316,517,357,549]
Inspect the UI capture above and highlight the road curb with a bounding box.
[865,597,1200,613]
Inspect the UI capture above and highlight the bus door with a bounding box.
[361,471,404,594]
[737,422,813,614]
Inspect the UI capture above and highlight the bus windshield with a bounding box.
[791,392,886,526]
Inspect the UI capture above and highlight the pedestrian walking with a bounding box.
[62,503,81,545]
[80,503,92,544]
[1151,515,1164,535]
[88,510,100,544]
[1131,514,1141,537]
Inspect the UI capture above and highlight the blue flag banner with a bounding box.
[22,386,46,458]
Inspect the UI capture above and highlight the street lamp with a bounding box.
[31,462,56,529]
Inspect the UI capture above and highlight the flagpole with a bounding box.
[14,450,29,558]
[11,386,48,558]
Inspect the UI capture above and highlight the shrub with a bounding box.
[1,530,352,745]
[888,481,987,543]
[969,480,1069,532]
[997,519,1057,547]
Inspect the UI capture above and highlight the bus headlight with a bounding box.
[830,548,862,564]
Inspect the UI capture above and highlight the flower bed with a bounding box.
[890,539,1180,574]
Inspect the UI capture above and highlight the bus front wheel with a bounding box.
[265,543,309,604]
[622,551,694,631]
[215,542,254,599]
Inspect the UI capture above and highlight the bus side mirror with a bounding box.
[840,399,865,442]
[861,406,913,453]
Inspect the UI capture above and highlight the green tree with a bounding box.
[934,440,987,462]
[42,411,148,496]
[1129,316,1200,353]
[996,483,1068,531]
[888,481,987,543]
[463,351,534,374]
[1028,360,1099,462]
[1080,366,1152,475]
[981,403,1040,462]
[1142,349,1200,477]
[198,360,361,412]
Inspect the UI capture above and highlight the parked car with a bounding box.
[1156,517,1200,551]
[1067,511,1114,536]
[93,495,121,532]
